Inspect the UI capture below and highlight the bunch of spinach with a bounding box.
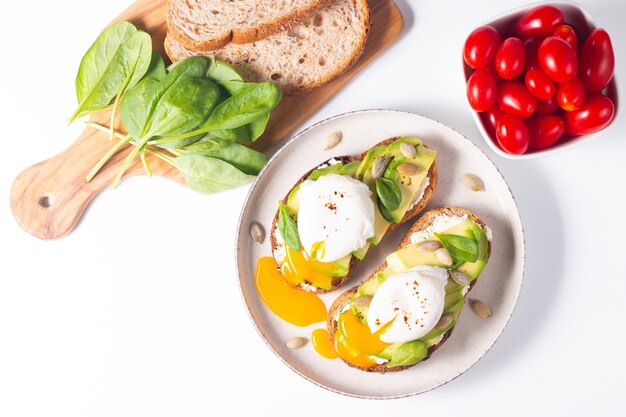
[70,22,282,194]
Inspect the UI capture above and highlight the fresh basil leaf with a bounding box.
[70,22,151,122]
[189,143,267,175]
[378,200,395,223]
[387,340,428,368]
[174,154,255,194]
[375,177,402,211]
[203,82,281,130]
[278,202,302,251]
[434,233,479,263]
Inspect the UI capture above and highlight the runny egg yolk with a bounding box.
[281,246,334,289]
[255,257,327,327]
[311,329,338,359]
[333,310,392,368]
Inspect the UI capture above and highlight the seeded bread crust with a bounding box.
[268,137,438,294]
[327,206,492,373]
[167,0,335,52]
[165,0,371,94]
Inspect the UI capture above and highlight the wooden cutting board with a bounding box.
[10,0,404,240]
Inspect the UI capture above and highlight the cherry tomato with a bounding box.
[467,70,498,112]
[495,37,525,80]
[579,29,615,92]
[525,69,555,100]
[482,106,505,135]
[524,38,542,70]
[497,82,537,118]
[563,94,615,135]
[538,36,578,83]
[496,115,530,154]
[515,5,564,38]
[528,115,565,149]
[464,26,502,70]
[556,77,586,111]
[553,24,578,51]
[537,97,559,114]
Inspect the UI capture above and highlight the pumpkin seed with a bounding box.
[435,248,453,266]
[249,221,265,244]
[397,163,419,176]
[449,270,470,286]
[286,337,308,349]
[371,156,390,179]
[469,299,492,318]
[417,240,442,252]
[436,313,453,329]
[353,295,373,307]
[323,131,342,150]
[463,173,484,192]
[400,142,417,158]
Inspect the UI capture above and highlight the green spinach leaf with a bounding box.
[188,143,267,175]
[278,202,302,251]
[174,154,256,194]
[70,22,151,122]
[375,177,402,211]
[387,340,428,368]
[434,233,479,263]
[203,82,281,130]
[206,60,244,83]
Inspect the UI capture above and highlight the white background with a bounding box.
[0,0,623,415]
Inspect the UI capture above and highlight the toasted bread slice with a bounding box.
[327,206,492,373]
[165,0,371,94]
[166,0,334,52]
[269,137,438,294]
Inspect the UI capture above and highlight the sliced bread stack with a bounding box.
[165,0,371,94]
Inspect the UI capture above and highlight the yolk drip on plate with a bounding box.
[255,257,327,327]
[281,246,334,289]
[333,310,392,368]
[311,329,338,359]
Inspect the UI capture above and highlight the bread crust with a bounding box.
[327,206,492,373]
[164,0,371,95]
[269,137,438,294]
[166,0,336,52]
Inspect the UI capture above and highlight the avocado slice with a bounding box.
[358,138,437,243]
[385,219,489,275]
[457,223,489,280]
[376,343,402,360]
[349,293,370,324]
[380,145,437,224]
[358,278,381,296]
[386,248,450,272]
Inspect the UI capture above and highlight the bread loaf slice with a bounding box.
[327,207,492,373]
[268,137,438,294]
[167,0,334,51]
[165,0,370,94]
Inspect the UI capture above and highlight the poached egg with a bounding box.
[296,174,375,263]
[368,265,448,343]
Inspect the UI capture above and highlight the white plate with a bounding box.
[235,110,525,398]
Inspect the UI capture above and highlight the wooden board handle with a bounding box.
[10,116,180,240]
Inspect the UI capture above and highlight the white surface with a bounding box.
[0,0,623,414]
[236,110,525,398]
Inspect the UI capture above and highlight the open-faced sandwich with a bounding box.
[269,137,438,293]
[327,206,492,372]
